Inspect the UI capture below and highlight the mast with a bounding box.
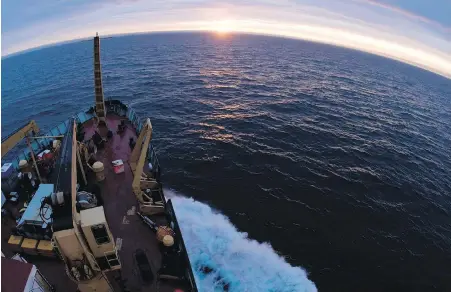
[93,33,107,124]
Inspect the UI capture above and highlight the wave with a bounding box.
[169,191,317,292]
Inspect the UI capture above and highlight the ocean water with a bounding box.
[2,32,451,291]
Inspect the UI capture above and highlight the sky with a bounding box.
[1,0,451,78]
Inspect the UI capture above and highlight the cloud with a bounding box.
[2,0,450,78]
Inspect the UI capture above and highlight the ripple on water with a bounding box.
[2,33,451,291]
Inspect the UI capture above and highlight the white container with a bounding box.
[112,160,124,174]
[19,160,29,170]
[53,140,61,149]
[92,162,105,182]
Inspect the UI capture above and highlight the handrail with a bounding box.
[5,100,163,171]
[6,100,161,183]
[1,120,40,158]
[5,99,196,289]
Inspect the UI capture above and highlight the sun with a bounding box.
[211,20,235,35]
[214,24,230,33]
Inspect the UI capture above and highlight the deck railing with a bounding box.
[10,106,94,170]
[7,99,196,289]
[10,100,160,177]
[106,99,161,178]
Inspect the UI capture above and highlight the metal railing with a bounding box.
[9,100,161,176]
[106,99,161,178]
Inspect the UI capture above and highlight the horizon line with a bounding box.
[2,29,450,81]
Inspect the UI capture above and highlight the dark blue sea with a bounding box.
[2,32,451,292]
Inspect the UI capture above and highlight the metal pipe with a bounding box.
[29,135,64,139]
[26,137,42,182]
[137,212,158,232]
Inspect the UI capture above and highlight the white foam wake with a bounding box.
[169,191,317,292]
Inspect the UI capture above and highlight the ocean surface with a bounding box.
[2,32,451,291]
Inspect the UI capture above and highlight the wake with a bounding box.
[168,191,317,292]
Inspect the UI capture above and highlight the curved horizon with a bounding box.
[2,0,450,79]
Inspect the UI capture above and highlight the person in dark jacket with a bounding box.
[129,138,136,150]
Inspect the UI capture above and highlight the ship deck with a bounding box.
[84,113,186,291]
[1,215,76,291]
[2,114,186,292]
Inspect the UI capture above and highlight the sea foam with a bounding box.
[169,191,317,292]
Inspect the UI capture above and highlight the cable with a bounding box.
[39,196,52,223]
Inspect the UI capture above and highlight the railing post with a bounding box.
[26,136,42,182]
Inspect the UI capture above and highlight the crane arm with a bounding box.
[129,119,151,174]
[130,119,155,203]
[1,120,40,158]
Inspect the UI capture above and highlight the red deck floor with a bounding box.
[2,114,185,292]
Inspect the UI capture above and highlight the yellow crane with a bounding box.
[1,120,40,158]
[129,119,164,215]
[51,120,119,292]
[1,120,45,181]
